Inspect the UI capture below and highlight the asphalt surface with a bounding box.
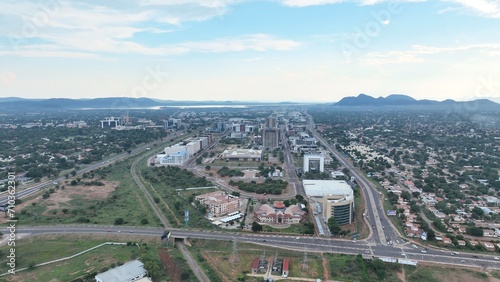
[4,225,500,269]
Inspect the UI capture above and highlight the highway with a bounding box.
[3,225,500,270]
[305,114,387,246]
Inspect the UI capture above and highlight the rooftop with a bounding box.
[95,260,146,282]
[302,180,353,197]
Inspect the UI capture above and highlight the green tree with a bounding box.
[251,222,263,232]
[466,226,484,237]
[114,218,124,225]
[328,217,341,236]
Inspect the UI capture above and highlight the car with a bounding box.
[472,255,478,258]
[461,260,465,263]
[262,239,266,242]
[296,237,300,239]
[421,250,427,253]
[494,257,499,260]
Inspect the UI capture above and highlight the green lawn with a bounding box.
[0,234,168,281]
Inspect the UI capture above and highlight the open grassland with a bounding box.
[326,253,402,282]
[0,234,175,282]
[7,158,161,227]
[405,264,498,282]
[355,186,369,239]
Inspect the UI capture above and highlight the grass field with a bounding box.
[261,222,314,234]
[405,264,492,282]
[5,157,161,227]
[0,234,171,281]
[355,186,369,239]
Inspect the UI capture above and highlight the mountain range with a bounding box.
[335,94,499,110]
[0,95,498,111]
[0,97,296,111]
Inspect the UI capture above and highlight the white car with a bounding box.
[495,257,499,260]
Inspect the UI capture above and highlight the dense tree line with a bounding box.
[229,178,288,194]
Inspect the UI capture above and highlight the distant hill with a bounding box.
[335,94,500,110]
[0,97,165,110]
[0,97,299,111]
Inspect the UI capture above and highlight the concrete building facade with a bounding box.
[303,180,354,226]
[195,191,241,217]
[254,201,306,224]
[303,153,325,173]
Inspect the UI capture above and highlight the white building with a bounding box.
[303,180,354,226]
[95,260,147,282]
[303,153,324,173]
[157,151,188,165]
[100,117,121,128]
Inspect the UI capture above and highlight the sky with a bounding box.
[0,0,500,103]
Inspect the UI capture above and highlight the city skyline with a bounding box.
[1,0,499,102]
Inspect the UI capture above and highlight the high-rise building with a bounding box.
[263,128,279,149]
[265,116,277,129]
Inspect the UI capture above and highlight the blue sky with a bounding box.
[1,0,500,103]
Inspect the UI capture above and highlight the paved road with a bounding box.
[306,113,389,246]
[4,225,500,270]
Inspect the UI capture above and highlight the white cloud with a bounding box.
[360,43,500,65]
[241,57,263,62]
[443,0,500,18]
[179,34,301,52]
[280,0,343,7]
[280,0,426,7]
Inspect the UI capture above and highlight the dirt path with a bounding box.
[397,266,406,282]
[322,254,330,281]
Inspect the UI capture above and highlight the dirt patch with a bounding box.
[321,253,330,281]
[158,248,181,282]
[0,180,117,223]
[397,267,406,282]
